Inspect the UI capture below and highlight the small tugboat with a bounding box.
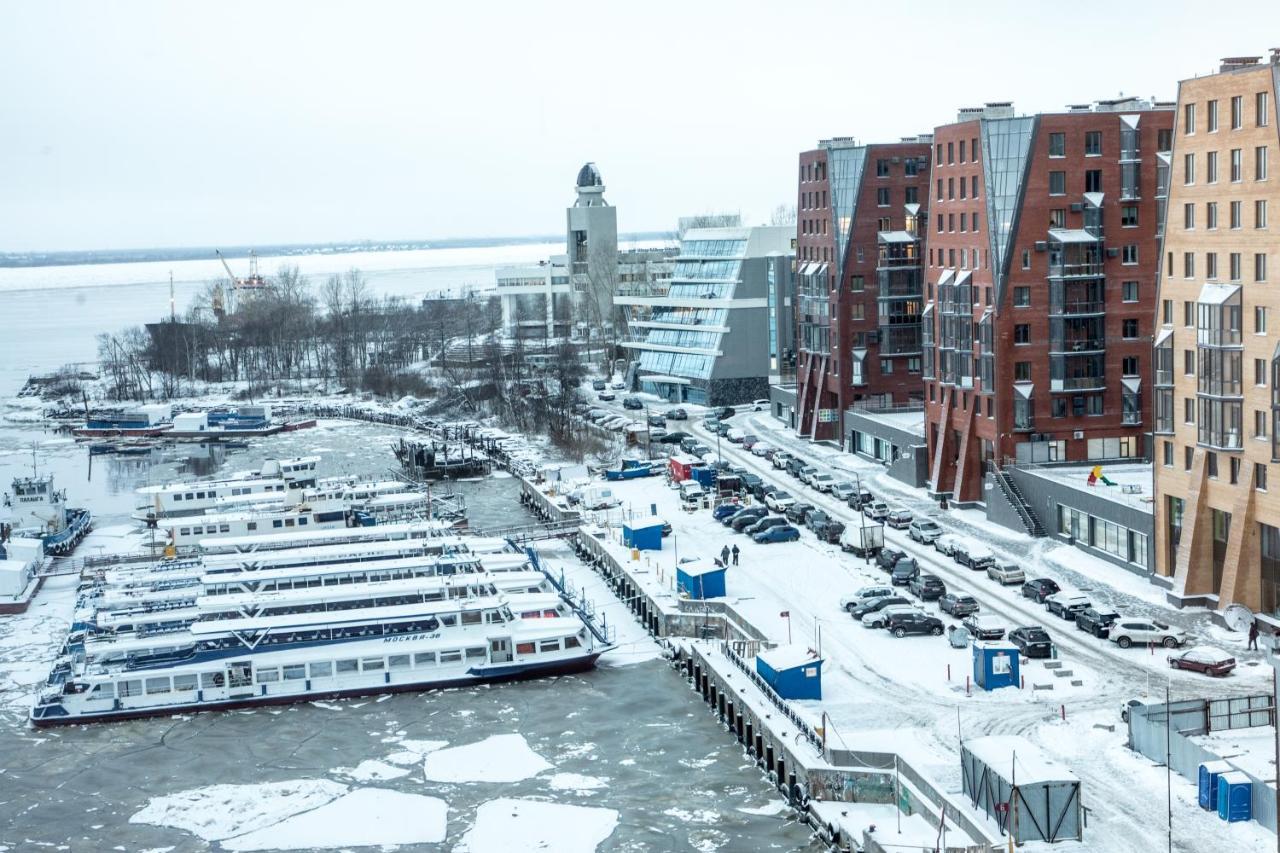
[2,474,92,557]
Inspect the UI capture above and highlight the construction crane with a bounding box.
[213,249,271,318]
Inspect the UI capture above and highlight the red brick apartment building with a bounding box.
[794,137,932,441]
[922,100,1174,504]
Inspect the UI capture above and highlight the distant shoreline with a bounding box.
[0,231,674,269]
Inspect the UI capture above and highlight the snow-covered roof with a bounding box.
[625,515,665,530]
[757,644,821,672]
[676,560,725,578]
[964,735,1078,785]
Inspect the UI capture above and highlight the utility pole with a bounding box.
[1166,683,1173,853]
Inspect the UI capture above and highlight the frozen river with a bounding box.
[0,417,818,851]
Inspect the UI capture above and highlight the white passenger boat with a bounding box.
[134,456,322,519]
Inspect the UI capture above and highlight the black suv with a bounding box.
[592,379,607,391]
[818,520,845,544]
[1009,626,1054,658]
[622,396,643,410]
[939,593,980,617]
[806,509,831,533]
[729,507,768,530]
[715,406,736,420]
[744,516,788,536]
[1075,606,1121,638]
[1021,578,1061,603]
[665,408,688,420]
[847,488,874,510]
[786,502,817,525]
[890,559,920,586]
[908,574,947,601]
[847,595,910,619]
[876,546,907,570]
[785,456,807,477]
[887,611,944,638]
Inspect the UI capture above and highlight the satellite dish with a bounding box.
[1223,604,1254,633]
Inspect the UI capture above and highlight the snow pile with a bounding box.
[129,779,347,842]
[423,733,552,783]
[223,789,447,851]
[454,798,618,852]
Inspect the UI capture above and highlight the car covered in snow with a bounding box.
[1044,591,1092,620]
[953,540,996,570]
[726,428,746,443]
[839,586,895,613]
[1109,619,1187,649]
[933,534,961,557]
[1168,646,1237,677]
[750,441,775,457]
[798,466,819,486]
[862,603,919,629]
[829,481,856,501]
[908,518,943,544]
[597,391,617,401]
[771,451,793,470]
[752,398,770,411]
[765,490,797,511]
[665,407,688,420]
[885,509,914,529]
[963,614,1007,640]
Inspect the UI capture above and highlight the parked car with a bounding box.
[987,562,1025,585]
[1021,578,1061,603]
[1008,626,1054,658]
[818,520,845,544]
[876,546,907,571]
[658,431,690,445]
[953,540,996,571]
[847,595,910,620]
[785,457,807,478]
[726,428,746,443]
[592,379,607,391]
[744,516,789,537]
[1074,606,1121,638]
[861,603,918,629]
[729,507,769,531]
[863,501,890,522]
[890,559,921,586]
[740,472,764,492]
[665,408,688,420]
[771,451,792,470]
[751,442,774,457]
[830,481,856,502]
[765,490,797,511]
[1045,592,1092,620]
[741,435,761,450]
[610,381,626,390]
[754,524,801,544]
[785,502,816,525]
[810,472,838,493]
[939,593,980,617]
[715,406,735,420]
[888,611,945,638]
[752,399,770,411]
[963,614,1007,640]
[622,396,644,410]
[805,509,832,534]
[649,427,668,440]
[1109,620,1187,649]
[847,487,874,510]
[1120,697,1150,723]
[597,391,616,401]
[647,413,666,427]
[908,574,947,601]
[933,534,961,557]
[750,479,773,501]
[885,509,913,529]
[839,586,894,613]
[798,466,819,486]
[1168,646,1237,677]
[689,443,712,458]
[679,436,700,454]
[712,502,744,521]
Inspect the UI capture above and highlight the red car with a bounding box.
[1167,646,1236,677]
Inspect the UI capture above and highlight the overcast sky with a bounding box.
[3,0,1277,252]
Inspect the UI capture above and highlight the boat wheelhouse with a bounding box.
[3,474,92,557]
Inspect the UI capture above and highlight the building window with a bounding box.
[1184,445,1193,470]
[1122,318,1139,339]
[1207,99,1219,132]
[850,275,865,291]
[1184,348,1194,375]
[1207,150,1219,183]
[1231,148,1243,182]
[1162,299,1173,325]
[972,211,980,231]
[1260,92,1271,127]
[1185,397,1196,423]
[1122,245,1138,265]
[1230,252,1242,282]
[1159,128,1173,151]
[1163,441,1174,466]
[1232,95,1243,129]
[1183,252,1195,278]
[1184,152,1195,184]
[1021,250,1031,270]
[1258,146,1269,181]
[1085,170,1102,193]
[1258,200,1269,228]
[936,178,943,201]
[1123,356,1139,376]
[1259,464,1270,491]
[1121,205,1138,227]
[1206,252,1218,280]
[1258,358,1269,386]
[880,359,893,374]
[1231,200,1243,229]
[1257,306,1269,334]
[948,177,954,199]
[1257,253,1268,282]
[1049,171,1066,195]
[1184,102,1196,134]
[1085,131,1102,156]
[850,303,865,320]
[1050,208,1066,228]
[1015,361,1031,381]
[1122,281,1139,302]
[1014,286,1031,307]
[1184,203,1195,229]
[1048,132,1065,157]
[936,213,943,233]
[876,158,890,177]
[905,186,919,204]
[1207,201,1218,229]
[1207,451,1218,478]
[877,187,890,206]
[1014,324,1030,344]
[1231,457,1241,485]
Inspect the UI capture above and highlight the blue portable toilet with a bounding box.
[676,560,726,599]
[972,641,1020,691]
[622,516,664,551]
[1198,760,1233,810]
[1217,771,1252,822]
[755,645,823,700]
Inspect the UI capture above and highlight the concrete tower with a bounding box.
[566,163,619,330]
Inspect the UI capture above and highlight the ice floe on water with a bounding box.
[546,773,609,794]
[222,789,447,851]
[384,738,449,766]
[331,760,409,782]
[663,807,721,825]
[454,798,618,853]
[129,779,347,842]
[735,800,789,816]
[423,733,552,783]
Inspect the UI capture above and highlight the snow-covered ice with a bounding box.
[332,760,410,782]
[454,798,618,853]
[222,788,447,851]
[546,772,609,794]
[422,733,552,783]
[129,780,347,842]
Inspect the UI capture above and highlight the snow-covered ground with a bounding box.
[573,393,1279,851]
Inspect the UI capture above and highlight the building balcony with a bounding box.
[1048,261,1105,279]
[1197,430,1243,451]
[1049,339,1106,355]
[1049,298,1106,317]
[878,325,922,356]
[1196,330,1244,348]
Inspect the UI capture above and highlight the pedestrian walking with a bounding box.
[721,545,730,565]
[731,544,740,566]
[1248,620,1259,651]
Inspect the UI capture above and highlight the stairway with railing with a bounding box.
[990,465,1046,538]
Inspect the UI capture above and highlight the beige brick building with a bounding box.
[1155,53,1280,617]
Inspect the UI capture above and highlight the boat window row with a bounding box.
[202,562,484,595]
[192,607,514,649]
[172,484,284,502]
[199,587,500,621]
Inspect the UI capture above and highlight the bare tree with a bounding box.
[677,212,742,240]
[769,204,797,226]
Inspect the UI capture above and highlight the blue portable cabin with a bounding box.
[1198,760,1233,810]
[689,466,718,488]
[1217,771,1252,822]
[755,645,823,700]
[972,640,1020,691]
[676,559,726,599]
[622,516,664,552]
